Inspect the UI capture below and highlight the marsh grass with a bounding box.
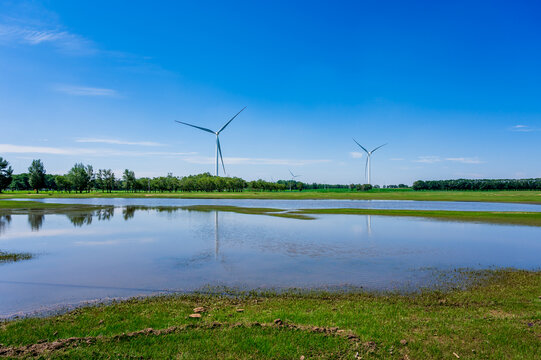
[296,208,541,227]
[0,251,32,263]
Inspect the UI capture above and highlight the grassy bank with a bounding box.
[0,200,103,212]
[296,208,541,227]
[2,189,541,204]
[180,205,541,226]
[0,270,539,359]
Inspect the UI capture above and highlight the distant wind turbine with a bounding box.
[288,169,301,191]
[352,139,387,185]
[175,107,246,176]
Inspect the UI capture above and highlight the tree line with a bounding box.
[2,157,376,193]
[412,178,541,191]
[6,157,538,193]
[0,158,293,193]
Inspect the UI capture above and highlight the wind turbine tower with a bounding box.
[175,107,246,176]
[352,139,387,185]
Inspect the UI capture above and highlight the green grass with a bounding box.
[178,205,541,225]
[1,269,539,359]
[0,251,32,263]
[2,189,541,204]
[295,208,541,227]
[0,200,102,212]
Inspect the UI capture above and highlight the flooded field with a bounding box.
[1,205,540,318]
[9,197,541,211]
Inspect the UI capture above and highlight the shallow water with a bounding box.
[8,197,541,211]
[1,206,540,318]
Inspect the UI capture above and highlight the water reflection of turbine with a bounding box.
[366,215,372,236]
[215,211,219,259]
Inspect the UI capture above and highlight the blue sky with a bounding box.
[1,0,540,185]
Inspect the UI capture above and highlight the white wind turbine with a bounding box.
[175,107,246,176]
[352,139,387,185]
[288,169,301,191]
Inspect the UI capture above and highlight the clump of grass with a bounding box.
[0,251,32,263]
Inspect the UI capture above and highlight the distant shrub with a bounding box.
[413,178,541,191]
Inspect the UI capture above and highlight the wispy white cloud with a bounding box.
[413,156,483,164]
[350,152,364,159]
[183,156,330,166]
[54,85,118,97]
[76,138,164,147]
[0,23,95,55]
[74,240,120,246]
[445,157,483,164]
[414,156,441,164]
[509,124,539,132]
[0,229,77,241]
[75,237,156,246]
[0,144,194,157]
[1,4,166,77]
[0,144,93,155]
[453,172,485,178]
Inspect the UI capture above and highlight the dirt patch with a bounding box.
[488,310,515,319]
[0,320,367,357]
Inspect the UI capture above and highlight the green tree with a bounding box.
[28,159,46,193]
[55,175,72,193]
[10,173,30,190]
[68,163,91,193]
[95,170,104,192]
[86,165,94,192]
[0,157,13,193]
[104,169,115,193]
[45,174,57,191]
[122,169,136,192]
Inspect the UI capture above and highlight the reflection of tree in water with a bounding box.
[67,212,94,227]
[28,212,45,231]
[155,207,180,214]
[122,206,136,220]
[97,207,114,221]
[66,206,115,227]
[0,214,12,236]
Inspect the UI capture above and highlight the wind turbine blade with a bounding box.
[217,137,226,175]
[175,120,215,134]
[289,169,294,177]
[371,143,388,153]
[218,106,246,134]
[352,138,369,154]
